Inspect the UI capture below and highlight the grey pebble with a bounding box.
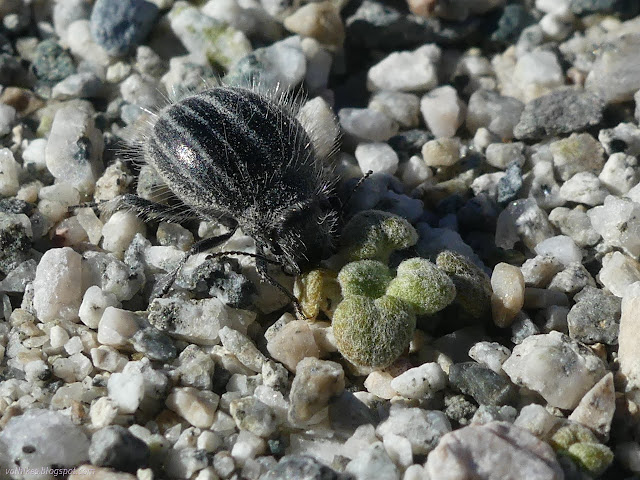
[89,425,150,473]
[449,362,518,406]
[514,89,604,140]
[259,455,342,480]
[567,286,621,345]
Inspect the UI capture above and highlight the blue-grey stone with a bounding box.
[31,40,75,85]
[90,0,159,56]
[496,162,523,204]
[491,4,535,45]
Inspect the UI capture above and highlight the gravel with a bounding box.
[0,2,639,479]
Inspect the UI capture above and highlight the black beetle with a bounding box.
[107,86,341,310]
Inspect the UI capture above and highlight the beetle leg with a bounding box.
[255,244,306,319]
[69,194,198,224]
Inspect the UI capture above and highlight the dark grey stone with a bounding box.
[388,129,434,157]
[259,455,342,480]
[511,313,540,344]
[457,194,499,233]
[329,391,378,434]
[345,0,480,50]
[178,257,255,309]
[89,426,150,473]
[449,362,518,406]
[570,0,640,17]
[90,0,159,56]
[514,89,604,140]
[567,286,620,345]
[0,259,37,293]
[131,326,176,361]
[0,198,34,216]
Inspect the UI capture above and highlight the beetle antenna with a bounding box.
[338,170,373,217]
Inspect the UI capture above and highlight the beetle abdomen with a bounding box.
[144,86,320,216]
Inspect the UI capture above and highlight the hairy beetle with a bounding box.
[107,86,341,310]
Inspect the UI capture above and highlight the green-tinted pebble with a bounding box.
[386,258,456,315]
[566,442,614,476]
[332,295,416,368]
[340,210,418,263]
[549,423,598,451]
[436,250,492,318]
[337,260,392,298]
[294,268,341,320]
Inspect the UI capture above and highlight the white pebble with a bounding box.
[79,286,121,329]
[33,247,84,322]
[367,44,440,92]
[0,148,20,196]
[0,103,16,136]
[389,362,447,398]
[421,138,461,167]
[97,306,143,347]
[45,104,104,195]
[101,211,146,258]
[599,152,639,195]
[588,195,640,258]
[338,108,399,142]
[231,430,266,467]
[49,325,70,349]
[90,396,118,428]
[166,387,220,428]
[485,142,525,170]
[364,371,396,400]
[468,341,511,374]
[108,370,145,414]
[90,345,128,372]
[558,172,608,206]
[197,431,222,452]
[22,138,48,173]
[354,142,399,175]
[266,320,319,372]
[534,235,582,267]
[420,86,466,138]
[619,282,640,390]
[502,331,607,409]
[64,336,84,355]
[491,263,525,328]
[400,155,432,189]
[297,96,340,160]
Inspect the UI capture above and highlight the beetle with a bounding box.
[105,85,342,312]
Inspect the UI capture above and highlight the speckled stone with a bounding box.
[514,90,604,140]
